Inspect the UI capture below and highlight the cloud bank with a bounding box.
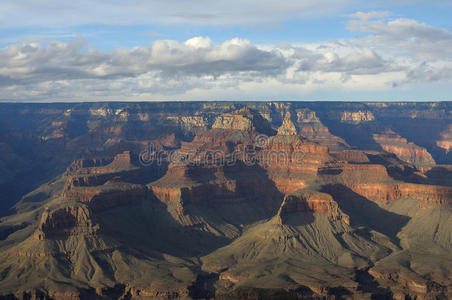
[1,12,452,101]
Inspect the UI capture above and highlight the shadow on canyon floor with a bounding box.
[321,184,410,245]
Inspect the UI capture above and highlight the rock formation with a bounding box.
[296,109,350,151]
[2,102,452,299]
[373,129,435,165]
[277,113,297,136]
[274,190,350,225]
[212,109,254,131]
[340,110,375,123]
[35,205,100,240]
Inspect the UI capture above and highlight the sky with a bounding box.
[1,0,452,102]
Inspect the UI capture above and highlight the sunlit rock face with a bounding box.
[340,110,375,123]
[372,129,435,166]
[277,113,298,136]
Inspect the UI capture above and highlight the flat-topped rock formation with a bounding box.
[35,205,100,240]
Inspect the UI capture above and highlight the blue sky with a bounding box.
[1,0,452,101]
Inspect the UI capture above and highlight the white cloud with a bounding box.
[1,12,452,101]
[343,11,452,85]
[346,11,452,59]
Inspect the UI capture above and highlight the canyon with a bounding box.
[1,102,452,299]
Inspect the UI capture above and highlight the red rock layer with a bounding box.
[65,151,135,176]
[340,183,452,206]
[320,163,391,182]
[296,109,349,151]
[63,182,146,212]
[65,158,112,175]
[261,135,331,176]
[149,163,282,213]
[373,130,435,165]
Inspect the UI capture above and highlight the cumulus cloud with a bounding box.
[344,11,452,85]
[346,11,452,59]
[1,11,452,101]
[0,36,287,85]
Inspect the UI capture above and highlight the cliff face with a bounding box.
[277,114,297,136]
[328,182,452,206]
[211,107,273,134]
[274,190,350,225]
[3,102,452,299]
[291,109,350,151]
[149,162,284,218]
[340,110,375,123]
[62,153,147,212]
[373,129,435,166]
[35,205,100,240]
[212,113,253,131]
